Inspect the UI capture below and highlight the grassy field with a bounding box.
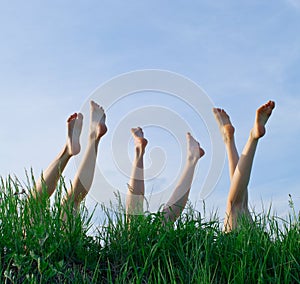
[0,175,299,283]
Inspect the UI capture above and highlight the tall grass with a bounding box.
[0,174,299,283]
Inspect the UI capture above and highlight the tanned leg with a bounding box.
[162,133,205,223]
[34,113,83,199]
[64,101,107,210]
[224,101,275,232]
[126,127,148,217]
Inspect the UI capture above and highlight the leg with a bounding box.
[213,107,249,225]
[63,101,107,210]
[162,133,205,223]
[224,101,275,231]
[126,127,148,216]
[213,108,239,180]
[34,113,83,199]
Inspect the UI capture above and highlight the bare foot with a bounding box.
[131,127,148,154]
[187,132,205,162]
[67,112,83,155]
[252,100,275,139]
[213,108,235,143]
[90,100,107,140]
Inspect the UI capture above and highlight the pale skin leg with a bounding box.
[162,133,205,223]
[212,107,246,227]
[34,113,83,199]
[214,101,275,232]
[64,101,107,210]
[126,127,148,216]
[213,108,239,181]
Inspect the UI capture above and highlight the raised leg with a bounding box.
[224,101,275,231]
[213,108,239,180]
[126,127,148,216]
[162,133,205,223]
[64,101,107,210]
[34,113,83,199]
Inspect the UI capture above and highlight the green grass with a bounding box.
[0,174,299,283]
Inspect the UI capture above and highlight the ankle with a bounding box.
[187,156,199,165]
[59,145,73,162]
[135,147,145,157]
[250,129,260,141]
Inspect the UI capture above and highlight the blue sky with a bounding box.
[0,1,299,224]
